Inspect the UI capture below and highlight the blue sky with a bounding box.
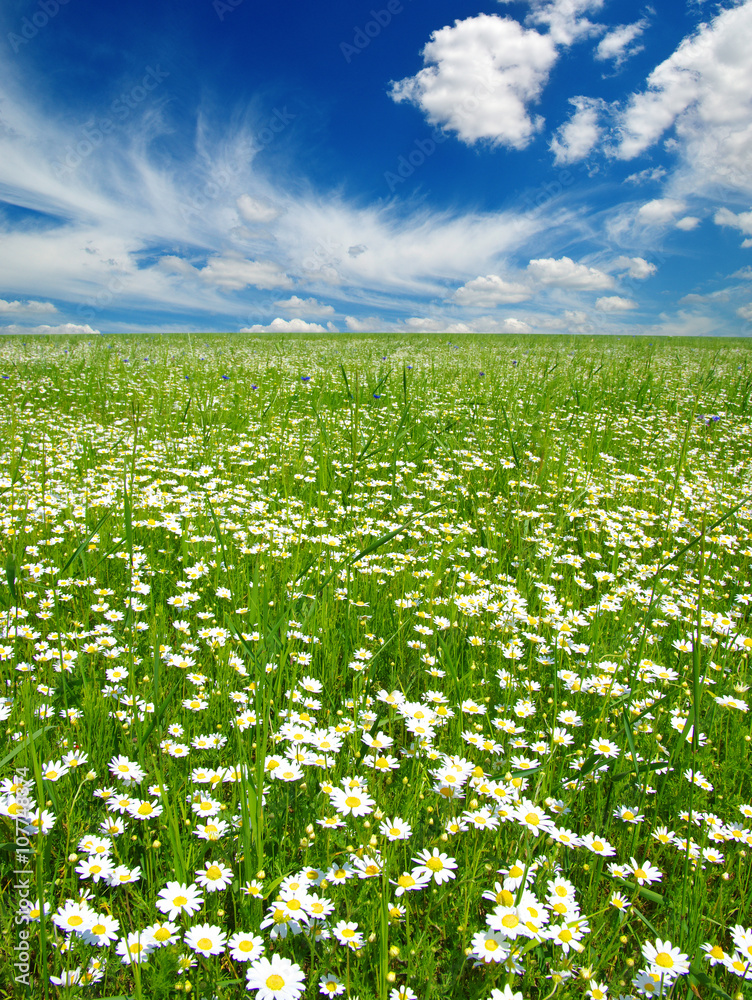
[1,0,751,336]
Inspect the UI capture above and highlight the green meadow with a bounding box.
[0,333,751,1000]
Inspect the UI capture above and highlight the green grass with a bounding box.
[0,332,751,1000]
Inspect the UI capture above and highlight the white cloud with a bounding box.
[501,0,605,47]
[240,317,329,333]
[272,296,335,316]
[344,316,383,332]
[0,323,100,335]
[625,166,666,185]
[595,295,637,311]
[636,198,686,226]
[0,298,57,314]
[495,317,533,333]
[404,317,448,332]
[402,315,532,333]
[452,274,530,307]
[614,256,657,279]
[550,97,603,164]
[527,256,614,289]
[646,310,721,338]
[236,194,280,225]
[614,2,752,195]
[0,57,569,331]
[594,20,647,67]
[714,207,752,247]
[159,254,293,291]
[675,216,700,231]
[737,304,752,320]
[389,14,557,149]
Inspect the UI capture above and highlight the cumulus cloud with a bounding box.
[0,323,100,335]
[389,14,557,149]
[501,0,606,46]
[614,256,657,280]
[344,315,383,332]
[595,295,637,311]
[272,296,335,316]
[714,207,752,247]
[737,304,752,320]
[614,2,752,195]
[0,298,57,314]
[636,198,686,226]
[675,216,700,231]
[625,166,666,185]
[494,317,533,333]
[452,274,530,307]
[159,254,293,290]
[550,97,603,164]
[236,195,280,225]
[594,20,647,67]
[403,316,448,332]
[526,256,614,289]
[402,315,532,333]
[240,317,330,333]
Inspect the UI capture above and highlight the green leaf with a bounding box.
[0,725,54,770]
[5,552,17,606]
[138,681,180,752]
[59,509,112,577]
[613,878,664,903]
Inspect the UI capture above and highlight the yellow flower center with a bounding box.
[426,857,443,871]
[206,865,222,880]
[345,796,360,808]
[655,952,673,969]
[69,915,83,926]
[240,940,253,952]
[173,895,187,906]
[502,914,519,928]
[197,937,212,950]
[266,974,285,990]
